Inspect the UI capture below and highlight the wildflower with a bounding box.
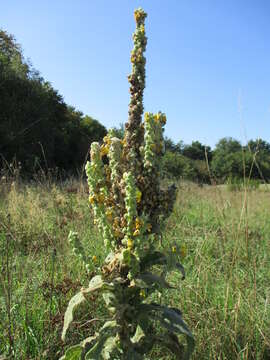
[92,255,97,262]
[144,112,150,122]
[106,209,113,222]
[127,238,134,249]
[98,193,105,202]
[114,229,122,238]
[172,246,177,253]
[100,145,109,157]
[136,189,142,203]
[154,113,160,122]
[160,114,167,125]
[89,195,95,204]
[180,244,187,259]
[135,217,143,230]
[133,229,140,236]
[134,10,140,22]
[131,53,136,63]
[103,135,111,145]
[140,289,146,298]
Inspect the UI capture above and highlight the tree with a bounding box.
[110,123,125,139]
[164,137,183,153]
[214,137,242,154]
[182,141,212,161]
[0,29,106,175]
[211,138,244,180]
[245,139,270,181]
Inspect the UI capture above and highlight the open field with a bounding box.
[0,180,270,359]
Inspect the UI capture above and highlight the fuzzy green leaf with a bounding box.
[139,303,194,360]
[140,251,166,270]
[131,325,145,344]
[137,272,173,289]
[157,307,194,359]
[175,262,185,280]
[85,321,120,359]
[140,252,186,279]
[62,292,86,341]
[62,276,112,341]
[83,275,114,296]
[59,345,82,360]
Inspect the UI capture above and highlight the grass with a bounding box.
[0,179,270,359]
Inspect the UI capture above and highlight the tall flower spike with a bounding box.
[123,7,147,175]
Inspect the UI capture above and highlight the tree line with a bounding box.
[161,137,270,183]
[1,29,270,183]
[0,29,106,177]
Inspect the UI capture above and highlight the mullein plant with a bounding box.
[61,8,194,360]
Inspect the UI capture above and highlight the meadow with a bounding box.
[0,179,270,359]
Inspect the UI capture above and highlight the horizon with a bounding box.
[1,0,270,148]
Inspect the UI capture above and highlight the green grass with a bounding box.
[0,180,270,359]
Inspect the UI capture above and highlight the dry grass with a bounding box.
[0,179,269,359]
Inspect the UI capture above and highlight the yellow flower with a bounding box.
[147,223,152,232]
[106,209,113,221]
[180,244,187,259]
[144,112,150,122]
[131,54,136,63]
[134,10,141,22]
[89,195,95,204]
[92,255,97,262]
[140,289,146,298]
[98,193,105,202]
[103,135,111,145]
[133,229,140,236]
[136,189,142,203]
[161,114,167,125]
[172,246,177,253]
[100,144,109,157]
[154,113,160,122]
[114,229,122,238]
[137,54,142,62]
[135,217,143,229]
[127,238,133,249]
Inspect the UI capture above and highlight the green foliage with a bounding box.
[211,137,270,182]
[182,141,212,162]
[211,137,243,181]
[161,151,194,180]
[161,151,210,184]
[62,8,193,359]
[245,138,270,180]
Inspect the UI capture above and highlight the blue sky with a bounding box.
[2,0,270,148]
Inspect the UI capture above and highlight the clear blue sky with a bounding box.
[2,0,270,148]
